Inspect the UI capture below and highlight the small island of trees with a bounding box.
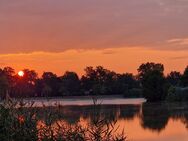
[0,62,188,102]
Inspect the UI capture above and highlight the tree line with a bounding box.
[0,62,188,102]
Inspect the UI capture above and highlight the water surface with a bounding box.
[19,98,188,141]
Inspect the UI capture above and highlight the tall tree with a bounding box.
[59,71,81,96]
[166,71,181,86]
[0,71,9,99]
[81,66,117,95]
[12,69,38,97]
[41,72,60,97]
[181,66,188,87]
[117,73,139,89]
[0,67,15,99]
[138,62,166,102]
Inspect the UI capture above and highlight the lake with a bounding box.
[15,98,188,141]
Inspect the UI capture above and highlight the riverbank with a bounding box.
[23,94,124,100]
[1,96,146,107]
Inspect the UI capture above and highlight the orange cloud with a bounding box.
[0,47,187,76]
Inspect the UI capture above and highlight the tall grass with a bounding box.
[0,99,127,141]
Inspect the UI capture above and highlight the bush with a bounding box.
[166,86,188,102]
[0,100,127,141]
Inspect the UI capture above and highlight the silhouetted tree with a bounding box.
[181,66,188,87]
[116,73,139,95]
[0,73,9,99]
[3,67,15,85]
[138,62,166,101]
[0,67,15,99]
[0,64,187,99]
[59,71,81,96]
[118,73,138,89]
[41,72,60,97]
[12,69,38,97]
[81,66,117,95]
[166,71,182,86]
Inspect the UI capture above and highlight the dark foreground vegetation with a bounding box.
[0,62,188,102]
[0,100,127,141]
[1,99,188,140]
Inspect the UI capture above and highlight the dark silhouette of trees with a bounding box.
[3,67,15,86]
[0,63,188,100]
[117,73,141,97]
[81,66,140,96]
[35,72,58,97]
[138,62,164,80]
[166,71,182,86]
[117,73,138,89]
[181,66,188,87]
[11,69,38,97]
[40,72,60,97]
[0,73,9,99]
[81,66,118,95]
[59,71,81,96]
[138,62,166,102]
[0,67,15,99]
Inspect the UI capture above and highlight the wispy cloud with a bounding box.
[170,55,188,60]
[167,38,188,45]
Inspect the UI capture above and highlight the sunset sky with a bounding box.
[0,0,188,76]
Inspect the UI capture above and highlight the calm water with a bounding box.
[23,98,188,141]
[23,97,146,107]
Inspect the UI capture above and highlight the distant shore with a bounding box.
[21,94,125,101]
[1,96,146,107]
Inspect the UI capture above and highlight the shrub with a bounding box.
[166,86,188,102]
[0,100,127,141]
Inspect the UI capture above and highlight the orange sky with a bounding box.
[0,0,188,75]
[0,47,187,76]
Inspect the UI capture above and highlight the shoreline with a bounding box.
[21,94,125,101]
[1,96,146,107]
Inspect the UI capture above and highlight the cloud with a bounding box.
[0,47,188,75]
[170,55,188,60]
[167,38,188,45]
[0,0,188,54]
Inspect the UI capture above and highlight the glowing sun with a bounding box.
[18,71,24,77]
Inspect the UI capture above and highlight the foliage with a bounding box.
[59,71,81,96]
[0,67,15,99]
[0,63,187,101]
[0,76,9,99]
[138,62,166,102]
[81,66,117,95]
[181,66,188,87]
[0,100,127,141]
[166,86,188,102]
[40,72,60,97]
[137,62,164,80]
[124,88,143,98]
[166,71,182,86]
[11,69,38,98]
[117,73,140,95]
[81,66,139,96]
